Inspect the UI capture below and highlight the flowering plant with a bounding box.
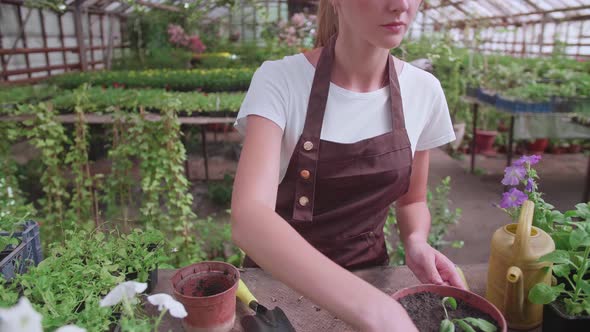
[277,13,317,49]
[496,155,555,230]
[167,24,206,53]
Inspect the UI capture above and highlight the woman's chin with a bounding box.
[373,35,404,50]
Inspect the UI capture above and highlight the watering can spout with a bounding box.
[504,266,524,322]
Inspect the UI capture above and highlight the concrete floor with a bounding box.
[430,149,588,264]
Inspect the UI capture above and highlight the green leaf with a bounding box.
[579,279,590,296]
[451,240,464,248]
[440,319,455,332]
[463,317,497,332]
[528,283,564,304]
[552,264,571,278]
[539,250,573,264]
[575,203,590,219]
[569,229,590,249]
[443,297,457,310]
[455,319,476,332]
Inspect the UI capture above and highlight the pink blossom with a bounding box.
[291,13,305,27]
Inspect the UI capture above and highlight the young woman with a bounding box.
[231,1,465,330]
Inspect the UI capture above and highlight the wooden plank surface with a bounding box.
[149,264,528,332]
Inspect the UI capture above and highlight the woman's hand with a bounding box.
[404,236,466,289]
[361,296,418,332]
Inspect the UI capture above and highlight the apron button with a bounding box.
[299,196,309,207]
[303,141,314,151]
[300,169,311,180]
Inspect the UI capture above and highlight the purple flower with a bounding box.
[525,178,534,192]
[501,165,526,186]
[499,188,528,209]
[514,155,542,166]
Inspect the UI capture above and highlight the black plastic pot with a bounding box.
[125,268,158,293]
[124,243,159,293]
[542,301,590,331]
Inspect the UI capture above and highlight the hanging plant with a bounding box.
[103,106,137,230]
[64,85,100,230]
[25,103,70,240]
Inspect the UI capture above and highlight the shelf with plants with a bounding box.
[472,58,590,114]
[0,85,60,109]
[48,68,255,92]
[50,87,245,116]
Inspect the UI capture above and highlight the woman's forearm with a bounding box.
[231,201,414,331]
[395,201,431,246]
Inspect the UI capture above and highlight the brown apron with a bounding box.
[243,35,413,270]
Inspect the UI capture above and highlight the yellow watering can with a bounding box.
[485,200,555,330]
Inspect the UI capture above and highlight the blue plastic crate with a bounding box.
[0,220,43,282]
[476,88,497,105]
[496,96,552,114]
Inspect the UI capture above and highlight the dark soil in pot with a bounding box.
[179,271,234,297]
[399,292,500,332]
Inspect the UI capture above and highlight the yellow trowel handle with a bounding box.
[456,266,470,291]
[237,279,258,307]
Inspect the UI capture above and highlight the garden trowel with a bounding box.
[237,279,296,332]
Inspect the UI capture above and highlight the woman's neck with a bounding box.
[331,33,401,93]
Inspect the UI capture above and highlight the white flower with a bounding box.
[0,297,43,332]
[147,294,187,318]
[56,325,87,332]
[99,281,147,307]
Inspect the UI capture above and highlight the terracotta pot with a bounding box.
[568,144,582,154]
[527,138,549,155]
[542,301,590,332]
[171,261,240,332]
[391,284,507,332]
[475,130,498,155]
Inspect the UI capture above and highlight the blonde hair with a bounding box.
[315,0,338,48]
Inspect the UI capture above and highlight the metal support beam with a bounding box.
[74,0,88,71]
[39,8,50,76]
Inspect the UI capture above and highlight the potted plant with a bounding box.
[527,203,590,331]
[568,139,583,154]
[392,284,506,332]
[494,155,590,330]
[526,138,549,155]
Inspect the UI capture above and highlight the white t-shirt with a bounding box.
[235,53,456,182]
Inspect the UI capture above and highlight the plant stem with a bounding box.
[153,308,168,332]
[442,301,450,320]
[573,245,590,302]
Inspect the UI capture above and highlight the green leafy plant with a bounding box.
[0,85,59,106]
[385,176,463,266]
[439,296,497,332]
[208,174,234,206]
[65,85,100,230]
[50,68,255,92]
[50,87,245,115]
[528,203,590,316]
[0,227,166,330]
[25,103,70,241]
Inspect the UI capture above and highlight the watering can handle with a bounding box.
[514,200,534,259]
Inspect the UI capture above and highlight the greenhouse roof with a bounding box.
[60,0,590,26]
[421,0,590,27]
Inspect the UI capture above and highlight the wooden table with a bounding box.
[150,264,541,332]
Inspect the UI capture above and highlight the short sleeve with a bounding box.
[234,61,288,135]
[415,81,456,151]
